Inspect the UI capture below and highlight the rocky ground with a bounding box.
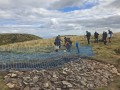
[4,58,120,90]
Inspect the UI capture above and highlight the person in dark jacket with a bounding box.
[94,31,99,43]
[64,37,67,46]
[103,31,107,45]
[54,35,62,52]
[108,29,113,43]
[65,38,72,52]
[86,31,91,44]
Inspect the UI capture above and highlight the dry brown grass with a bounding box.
[0,32,120,90]
[0,76,9,90]
[0,35,85,53]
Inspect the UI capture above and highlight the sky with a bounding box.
[0,0,120,38]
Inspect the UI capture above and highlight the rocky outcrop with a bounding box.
[4,59,120,90]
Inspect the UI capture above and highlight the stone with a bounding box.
[97,69,104,74]
[7,73,12,76]
[76,76,82,80]
[110,65,114,68]
[104,65,109,68]
[11,73,17,78]
[4,76,11,83]
[23,81,29,85]
[56,88,62,90]
[80,80,86,86]
[91,67,94,70]
[33,76,39,83]
[44,82,49,88]
[11,79,18,84]
[102,78,108,84]
[4,75,9,79]
[17,79,23,85]
[31,87,40,90]
[89,84,94,88]
[87,84,94,88]
[62,71,67,75]
[103,72,110,79]
[111,67,120,75]
[9,70,17,73]
[51,78,57,82]
[53,72,58,78]
[23,76,32,83]
[62,81,73,88]
[6,83,16,89]
[117,73,120,76]
[23,86,30,90]
[29,82,35,87]
[17,71,24,76]
[81,77,87,82]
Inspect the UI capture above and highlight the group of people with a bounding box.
[54,35,72,52]
[85,29,113,45]
[54,29,113,52]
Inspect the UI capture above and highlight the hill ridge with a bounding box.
[0,33,42,45]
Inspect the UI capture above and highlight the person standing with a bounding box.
[94,31,99,43]
[86,31,91,44]
[54,35,62,52]
[65,38,72,52]
[103,31,107,45]
[64,37,67,46]
[108,29,113,43]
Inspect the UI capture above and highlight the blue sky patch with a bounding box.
[59,7,80,12]
[0,19,18,25]
[59,1,99,12]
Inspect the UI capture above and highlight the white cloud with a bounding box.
[0,0,10,7]
[0,10,12,18]
[50,18,59,25]
[0,0,10,4]
[0,0,120,38]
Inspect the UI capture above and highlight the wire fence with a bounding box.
[0,46,94,71]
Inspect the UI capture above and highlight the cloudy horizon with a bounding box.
[0,0,120,38]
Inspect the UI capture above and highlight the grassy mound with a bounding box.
[0,33,42,45]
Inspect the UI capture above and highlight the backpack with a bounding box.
[87,32,91,37]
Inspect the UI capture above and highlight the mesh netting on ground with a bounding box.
[0,46,94,71]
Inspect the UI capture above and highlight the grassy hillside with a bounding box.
[0,33,42,45]
[0,32,120,89]
[0,37,83,53]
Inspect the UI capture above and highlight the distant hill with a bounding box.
[0,33,42,45]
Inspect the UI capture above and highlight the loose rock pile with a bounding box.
[4,59,120,90]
